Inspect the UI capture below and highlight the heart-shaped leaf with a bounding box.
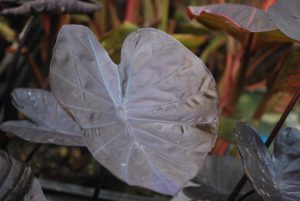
[49,25,220,195]
[235,122,300,201]
[1,0,101,15]
[0,150,46,201]
[188,4,294,43]
[183,155,261,201]
[0,88,83,146]
[268,0,300,41]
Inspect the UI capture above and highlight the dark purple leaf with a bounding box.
[235,122,300,201]
[183,155,261,201]
[0,88,83,146]
[0,150,46,201]
[268,0,300,41]
[273,127,300,200]
[49,25,220,195]
[1,0,101,15]
[188,4,293,43]
[189,4,276,32]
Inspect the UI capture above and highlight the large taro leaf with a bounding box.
[183,155,262,201]
[0,150,47,201]
[235,122,300,201]
[0,88,83,146]
[268,0,300,42]
[49,25,220,195]
[188,4,293,43]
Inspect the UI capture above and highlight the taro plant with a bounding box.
[0,0,300,200]
[1,24,220,196]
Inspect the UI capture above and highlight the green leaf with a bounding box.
[0,21,15,42]
[100,22,138,63]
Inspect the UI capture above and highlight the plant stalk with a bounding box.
[125,0,140,24]
[159,0,169,32]
[226,33,254,113]
[2,16,38,120]
[25,144,41,163]
[92,166,106,201]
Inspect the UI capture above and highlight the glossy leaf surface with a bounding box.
[188,4,293,43]
[183,155,260,201]
[235,122,300,201]
[268,0,300,41]
[0,0,101,15]
[0,150,46,201]
[0,88,83,146]
[50,25,220,195]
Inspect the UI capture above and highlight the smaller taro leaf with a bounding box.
[235,123,281,200]
[188,4,293,43]
[268,0,300,42]
[235,122,300,201]
[0,150,46,201]
[183,155,261,201]
[0,0,101,15]
[273,127,300,200]
[50,25,220,195]
[0,88,83,146]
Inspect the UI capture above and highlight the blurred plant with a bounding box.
[188,1,298,116]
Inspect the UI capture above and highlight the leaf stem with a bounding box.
[225,33,253,114]
[2,16,38,120]
[265,88,300,147]
[236,190,255,201]
[226,175,248,201]
[25,144,41,163]
[159,0,169,32]
[92,166,106,201]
